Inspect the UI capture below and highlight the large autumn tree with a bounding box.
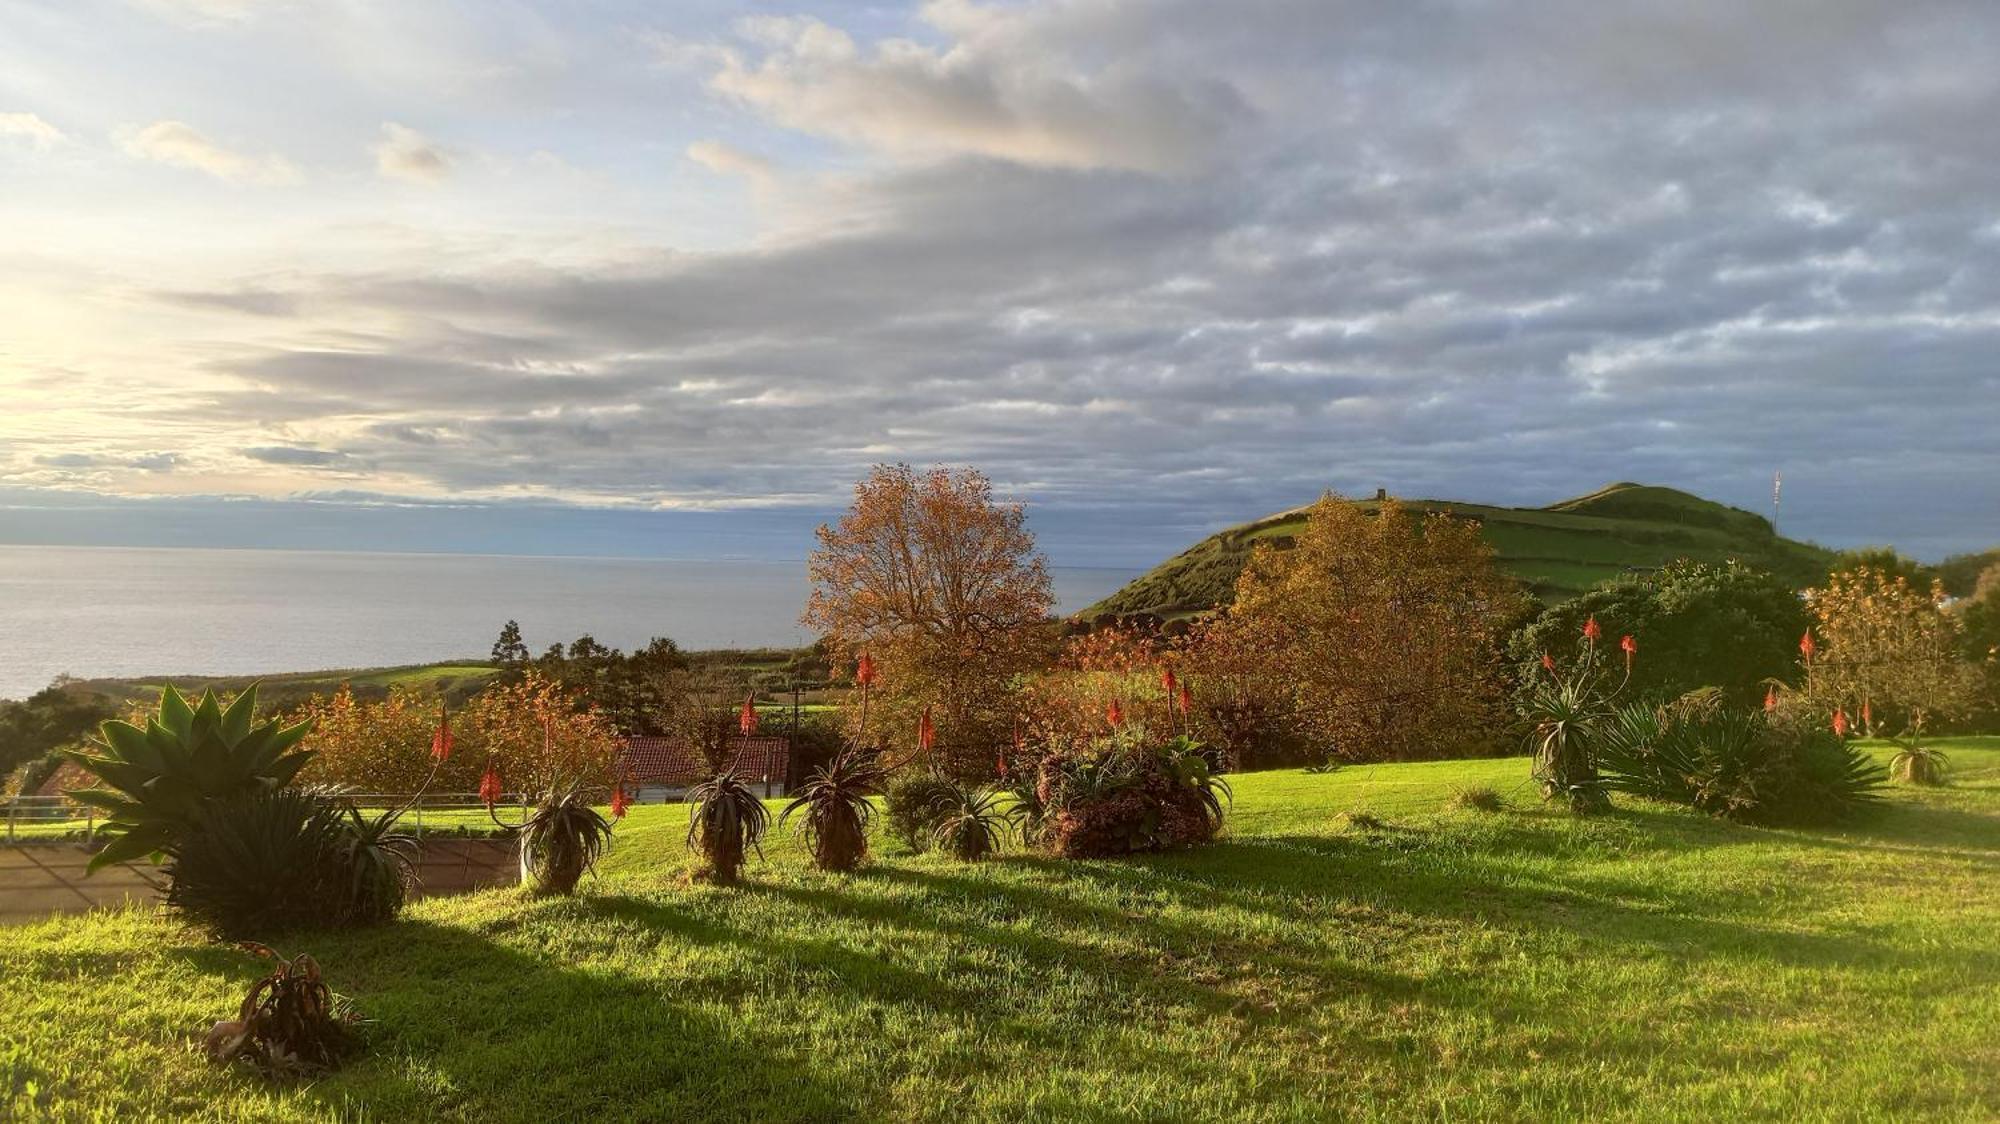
[804,464,1055,776]
[1227,494,1527,762]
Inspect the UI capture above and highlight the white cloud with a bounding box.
[117,120,301,184]
[373,122,452,184]
[706,11,1242,173]
[685,139,774,185]
[0,112,65,149]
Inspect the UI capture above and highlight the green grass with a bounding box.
[1084,481,1835,620]
[4,738,1996,1121]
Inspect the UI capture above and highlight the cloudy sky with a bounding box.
[2,0,1997,565]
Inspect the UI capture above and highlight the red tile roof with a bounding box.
[33,761,96,800]
[618,736,789,787]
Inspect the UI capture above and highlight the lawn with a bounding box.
[3,739,1996,1121]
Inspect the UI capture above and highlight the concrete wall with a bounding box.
[0,838,520,926]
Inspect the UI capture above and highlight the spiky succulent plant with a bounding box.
[63,684,315,872]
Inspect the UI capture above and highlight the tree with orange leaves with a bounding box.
[1226,494,1525,762]
[804,464,1055,777]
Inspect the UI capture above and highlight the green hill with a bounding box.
[1083,482,1834,621]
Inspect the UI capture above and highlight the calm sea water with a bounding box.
[0,546,1136,700]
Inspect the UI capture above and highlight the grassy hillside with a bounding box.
[1084,482,1835,622]
[3,739,1996,1121]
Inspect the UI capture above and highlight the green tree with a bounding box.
[490,620,531,675]
[1509,560,1808,709]
[0,681,114,787]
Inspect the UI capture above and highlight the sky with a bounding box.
[1,0,1997,566]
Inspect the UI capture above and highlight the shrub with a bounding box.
[1509,560,1809,711]
[166,787,416,938]
[781,751,886,872]
[1036,733,1230,859]
[293,674,620,794]
[884,773,960,852]
[1596,697,1886,824]
[518,786,615,895]
[686,771,768,884]
[1448,786,1507,813]
[928,785,1010,861]
[205,944,357,1077]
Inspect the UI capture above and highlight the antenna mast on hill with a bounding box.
[1771,471,1782,534]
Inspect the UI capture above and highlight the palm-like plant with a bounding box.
[64,685,315,871]
[515,786,615,895]
[930,785,1010,861]
[687,771,769,884]
[1891,742,1949,785]
[781,751,884,872]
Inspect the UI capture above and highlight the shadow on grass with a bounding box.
[181,912,864,1123]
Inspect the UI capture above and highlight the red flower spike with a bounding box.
[611,783,630,820]
[1832,709,1848,737]
[1620,634,1637,671]
[431,709,454,763]
[739,694,759,737]
[1160,666,1178,697]
[1177,681,1192,715]
[854,652,876,687]
[1106,699,1124,728]
[1541,653,1557,674]
[478,762,503,809]
[1583,616,1602,643]
[1764,685,1778,713]
[918,706,935,752]
[1862,700,1873,728]
[1800,631,1816,663]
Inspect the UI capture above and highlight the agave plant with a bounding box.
[1162,736,1232,834]
[204,943,356,1076]
[518,786,615,895]
[930,785,1010,862]
[781,751,885,872]
[1891,743,1949,786]
[686,771,769,884]
[64,685,315,872]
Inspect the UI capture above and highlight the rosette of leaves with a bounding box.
[686,771,769,884]
[929,784,1011,861]
[205,944,358,1076]
[781,751,885,872]
[63,685,315,871]
[518,786,615,895]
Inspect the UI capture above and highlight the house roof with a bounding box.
[33,760,96,799]
[618,736,789,787]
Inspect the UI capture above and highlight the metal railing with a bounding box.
[2,795,96,843]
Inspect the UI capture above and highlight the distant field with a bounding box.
[1084,482,1835,622]
[1,737,1993,1121]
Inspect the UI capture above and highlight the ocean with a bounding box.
[0,546,1137,700]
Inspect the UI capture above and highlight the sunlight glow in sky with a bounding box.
[2,0,1997,561]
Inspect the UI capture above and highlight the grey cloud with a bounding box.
[243,445,347,466]
[95,0,2000,557]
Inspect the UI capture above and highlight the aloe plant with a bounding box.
[63,684,315,872]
